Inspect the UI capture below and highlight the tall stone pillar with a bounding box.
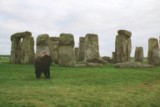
[84,33,100,62]
[135,47,144,62]
[115,30,132,63]
[21,32,35,64]
[58,33,75,66]
[74,47,79,62]
[147,38,159,65]
[10,35,21,63]
[36,34,50,58]
[78,37,85,61]
[49,37,59,64]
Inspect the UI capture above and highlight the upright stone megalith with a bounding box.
[36,34,50,58]
[78,37,85,61]
[147,38,159,65]
[74,47,79,62]
[135,47,144,62]
[115,30,132,63]
[58,33,75,66]
[10,31,35,64]
[49,37,59,64]
[84,34,100,62]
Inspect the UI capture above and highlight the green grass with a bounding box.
[0,57,160,107]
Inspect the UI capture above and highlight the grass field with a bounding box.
[0,57,160,107]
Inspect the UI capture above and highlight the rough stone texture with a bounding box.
[58,33,75,66]
[74,47,79,62]
[115,62,153,68]
[21,36,35,63]
[84,34,100,62]
[101,56,112,63]
[78,37,85,61]
[135,47,144,62]
[112,52,116,63]
[10,31,35,64]
[147,38,160,65]
[115,30,132,63]
[36,34,50,58]
[118,30,132,37]
[49,37,59,64]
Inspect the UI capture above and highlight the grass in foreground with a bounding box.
[0,58,160,107]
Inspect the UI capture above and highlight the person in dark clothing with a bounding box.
[34,54,52,79]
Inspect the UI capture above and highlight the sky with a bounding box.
[0,0,160,56]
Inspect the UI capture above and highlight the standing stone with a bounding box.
[21,32,35,64]
[10,34,22,63]
[58,33,75,66]
[135,47,144,62]
[74,47,79,62]
[10,31,35,64]
[36,34,50,58]
[112,52,116,63]
[49,37,59,64]
[78,37,85,61]
[84,34,100,62]
[115,30,132,63]
[147,38,159,65]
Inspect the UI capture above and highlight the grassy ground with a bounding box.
[0,57,160,107]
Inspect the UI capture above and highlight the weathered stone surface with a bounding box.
[118,30,132,37]
[147,38,159,65]
[58,33,74,46]
[74,47,79,62]
[115,30,132,63]
[49,37,59,64]
[84,34,100,62]
[78,37,85,61]
[36,34,50,58]
[10,31,35,64]
[115,62,153,68]
[87,58,107,64]
[101,56,112,63]
[58,33,75,66]
[11,31,32,41]
[112,52,116,63]
[21,36,35,63]
[135,47,144,62]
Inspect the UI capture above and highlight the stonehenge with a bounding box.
[147,38,160,65]
[115,30,132,63]
[10,30,160,67]
[74,47,79,62]
[58,33,75,66]
[78,37,85,61]
[49,37,59,64]
[10,31,35,64]
[36,34,50,58]
[135,47,144,62]
[84,33,100,62]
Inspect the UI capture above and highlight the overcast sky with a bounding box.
[0,0,160,56]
